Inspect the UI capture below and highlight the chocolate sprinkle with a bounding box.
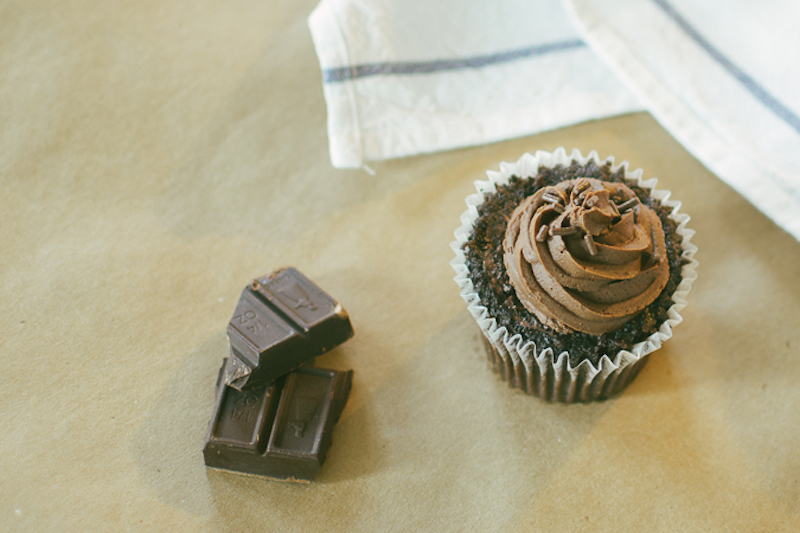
[542,192,562,204]
[536,225,549,242]
[463,159,689,367]
[617,197,639,212]
[550,225,580,236]
[583,233,597,256]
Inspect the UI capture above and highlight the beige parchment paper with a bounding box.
[1,1,799,531]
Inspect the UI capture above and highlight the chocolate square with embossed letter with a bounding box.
[203,359,353,482]
[225,267,354,391]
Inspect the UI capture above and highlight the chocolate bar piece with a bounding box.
[204,359,353,483]
[226,267,354,391]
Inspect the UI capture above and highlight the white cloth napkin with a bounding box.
[308,0,642,169]
[309,0,800,242]
[564,0,800,242]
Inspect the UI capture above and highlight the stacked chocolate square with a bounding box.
[203,267,354,483]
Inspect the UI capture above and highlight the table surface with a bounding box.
[2,1,799,531]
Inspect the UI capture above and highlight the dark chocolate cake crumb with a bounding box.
[463,160,689,367]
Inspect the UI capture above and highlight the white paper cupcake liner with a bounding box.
[450,148,698,403]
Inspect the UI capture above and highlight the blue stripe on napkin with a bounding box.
[323,39,586,83]
[653,0,800,135]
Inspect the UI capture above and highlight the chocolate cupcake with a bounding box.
[450,149,697,402]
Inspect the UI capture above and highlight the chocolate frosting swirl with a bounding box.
[503,178,669,335]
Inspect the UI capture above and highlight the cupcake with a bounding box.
[450,148,697,402]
